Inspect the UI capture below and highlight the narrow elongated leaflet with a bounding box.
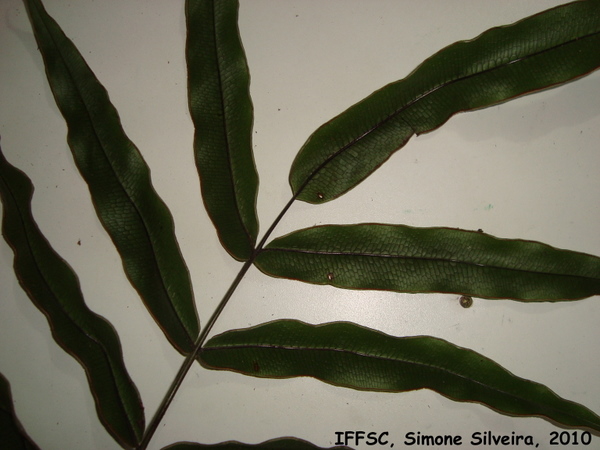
[0,373,39,450]
[0,148,144,448]
[255,224,600,301]
[201,320,600,432]
[163,438,352,449]
[186,0,259,261]
[24,0,199,354]
[289,0,600,203]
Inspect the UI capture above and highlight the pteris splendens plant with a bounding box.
[0,0,599,448]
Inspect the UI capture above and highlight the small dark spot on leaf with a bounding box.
[252,361,260,373]
[477,228,484,233]
[327,272,334,281]
[317,192,324,199]
[459,296,473,308]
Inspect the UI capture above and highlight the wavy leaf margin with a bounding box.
[0,145,144,448]
[289,0,600,203]
[201,319,600,432]
[186,0,259,261]
[24,0,200,354]
[255,223,600,301]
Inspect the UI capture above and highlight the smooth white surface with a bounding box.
[1,1,599,449]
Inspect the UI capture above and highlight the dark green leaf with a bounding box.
[186,0,259,261]
[24,0,200,354]
[255,224,600,301]
[289,0,600,203]
[0,146,144,448]
[163,437,351,449]
[0,373,40,450]
[201,320,600,432]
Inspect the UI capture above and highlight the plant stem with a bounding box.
[137,194,298,449]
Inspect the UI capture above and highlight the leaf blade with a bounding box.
[186,0,259,261]
[24,0,200,354]
[0,373,40,450]
[255,224,600,301]
[0,147,144,448]
[201,320,600,432]
[289,0,600,203]
[163,438,352,449]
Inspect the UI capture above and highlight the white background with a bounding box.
[1,1,599,449]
